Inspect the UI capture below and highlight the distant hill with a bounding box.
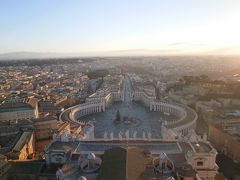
[0,48,239,60]
[0,52,82,61]
[0,49,182,61]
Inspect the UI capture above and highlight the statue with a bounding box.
[142,131,146,140]
[125,130,129,140]
[133,131,137,139]
[110,132,114,140]
[104,131,108,140]
[119,131,123,140]
[148,132,152,140]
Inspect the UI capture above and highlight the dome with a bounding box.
[87,152,96,160]
[56,168,63,178]
[60,131,69,142]
[159,152,168,160]
[153,152,174,174]
[80,152,102,173]
[78,176,87,180]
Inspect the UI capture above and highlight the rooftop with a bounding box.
[98,147,179,180]
[31,116,57,123]
[47,141,78,152]
[191,142,212,153]
[8,160,44,174]
[178,142,193,153]
[13,131,33,152]
[0,102,33,113]
[0,154,7,161]
[98,147,126,180]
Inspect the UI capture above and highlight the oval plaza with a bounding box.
[46,75,218,180]
[60,76,198,141]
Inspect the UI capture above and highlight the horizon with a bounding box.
[1,1,240,178]
[1,50,240,61]
[1,0,240,57]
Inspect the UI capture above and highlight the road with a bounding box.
[122,75,133,103]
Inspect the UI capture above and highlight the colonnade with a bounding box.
[149,101,198,136]
[70,91,123,121]
[61,89,197,138]
[133,91,155,107]
[150,102,186,117]
[70,102,105,121]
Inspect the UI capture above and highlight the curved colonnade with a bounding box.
[150,101,197,135]
[133,90,198,136]
[60,90,197,138]
[70,101,105,124]
[59,101,106,126]
[59,92,121,126]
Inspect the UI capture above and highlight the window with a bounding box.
[197,161,203,166]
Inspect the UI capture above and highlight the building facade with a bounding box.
[0,98,39,122]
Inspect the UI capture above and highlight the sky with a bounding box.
[0,0,240,56]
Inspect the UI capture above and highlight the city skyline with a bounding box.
[1,1,240,179]
[1,0,240,56]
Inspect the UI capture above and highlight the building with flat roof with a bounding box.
[6,130,35,160]
[31,116,59,141]
[0,129,35,160]
[43,137,218,180]
[0,98,39,122]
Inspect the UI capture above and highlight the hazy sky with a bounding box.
[1,0,240,55]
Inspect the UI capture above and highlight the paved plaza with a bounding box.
[80,76,178,139]
[80,101,177,139]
